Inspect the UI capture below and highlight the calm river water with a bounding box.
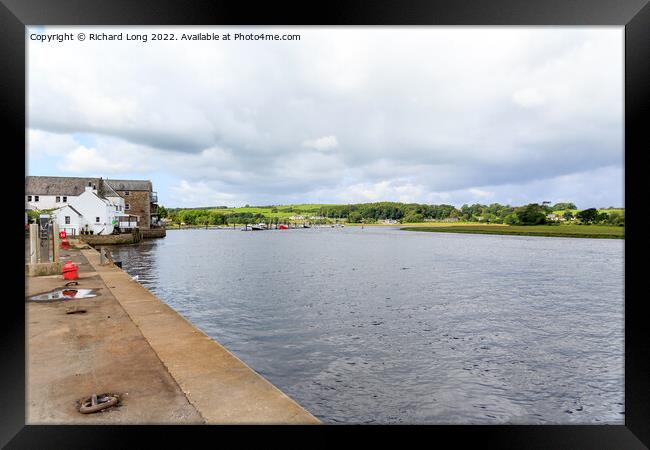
[111,227,624,424]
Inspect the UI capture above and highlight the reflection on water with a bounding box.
[30,288,98,301]
[112,227,624,424]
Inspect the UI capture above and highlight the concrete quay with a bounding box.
[26,245,320,424]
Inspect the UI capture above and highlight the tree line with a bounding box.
[158,201,624,226]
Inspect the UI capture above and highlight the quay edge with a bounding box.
[27,245,320,424]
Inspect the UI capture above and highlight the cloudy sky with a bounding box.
[27,27,623,209]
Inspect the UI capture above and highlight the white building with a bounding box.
[26,176,135,235]
[26,176,159,229]
[51,185,120,235]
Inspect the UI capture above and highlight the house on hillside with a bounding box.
[546,213,565,222]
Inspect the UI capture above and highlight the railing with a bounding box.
[151,192,158,203]
[119,221,139,229]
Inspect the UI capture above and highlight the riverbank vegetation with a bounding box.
[401,224,624,239]
[161,201,624,228]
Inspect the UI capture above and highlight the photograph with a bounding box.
[2,1,647,446]
[23,25,625,426]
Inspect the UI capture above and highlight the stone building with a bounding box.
[103,179,159,229]
[26,176,160,230]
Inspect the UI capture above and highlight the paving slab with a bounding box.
[26,247,204,424]
[81,248,320,424]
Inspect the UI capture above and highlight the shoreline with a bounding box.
[401,225,624,239]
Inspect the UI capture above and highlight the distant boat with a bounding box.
[279,224,289,230]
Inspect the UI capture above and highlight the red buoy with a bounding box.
[62,260,79,280]
[59,230,67,239]
[60,239,70,249]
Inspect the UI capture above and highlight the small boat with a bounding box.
[279,224,289,230]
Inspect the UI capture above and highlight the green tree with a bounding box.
[157,205,168,218]
[348,212,362,223]
[607,211,625,226]
[563,211,574,221]
[402,212,424,223]
[552,202,577,211]
[504,213,519,225]
[516,204,547,225]
[27,208,55,223]
[576,208,598,224]
[596,212,610,223]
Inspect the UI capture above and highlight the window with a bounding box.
[125,203,130,210]
[62,196,67,203]
[96,217,100,223]
[34,195,39,202]
[124,191,130,196]
[27,195,32,201]
[56,196,60,202]
[65,216,70,224]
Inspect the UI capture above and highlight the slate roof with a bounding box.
[26,176,151,197]
[100,181,120,198]
[55,204,83,216]
[25,176,101,196]
[104,179,152,192]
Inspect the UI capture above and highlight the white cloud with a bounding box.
[468,188,493,199]
[170,180,239,207]
[57,146,131,173]
[512,88,546,108]
[302,135,339,151]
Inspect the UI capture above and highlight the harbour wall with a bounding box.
[26,244,319,424]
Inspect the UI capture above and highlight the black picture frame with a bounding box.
[3,0,648,447]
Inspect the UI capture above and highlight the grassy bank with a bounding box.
[346,221,506,227]
[401,224,624,239]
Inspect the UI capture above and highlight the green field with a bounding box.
[551,208,624,216]
[401,224,624,239]
[347,221,506,227]
[209,204,336,219]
